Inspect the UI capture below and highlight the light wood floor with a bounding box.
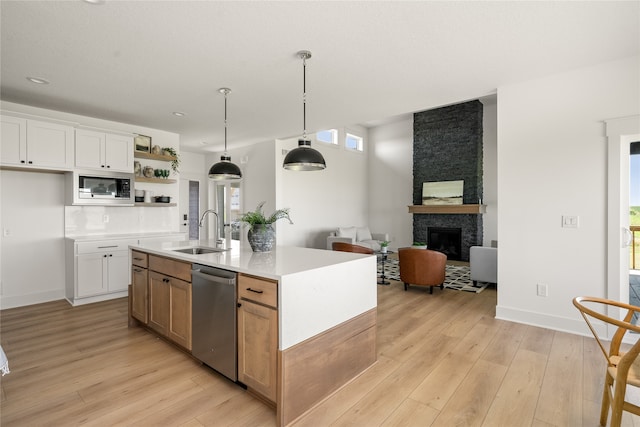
[1,280,638,426]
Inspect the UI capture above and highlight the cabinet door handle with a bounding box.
[20,160,25,164]
[163,278,170,283]
[246,288,263,294]
[98,245,118,249]
[133,257,144,261]
[103,254,108,258]
[133,268,143,273]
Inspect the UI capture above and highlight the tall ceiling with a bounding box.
[1,1,638,153]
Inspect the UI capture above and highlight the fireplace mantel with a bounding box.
[408,204,486,215]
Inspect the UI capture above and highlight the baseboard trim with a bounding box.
[495,304,604,337]
[0,290,65,310]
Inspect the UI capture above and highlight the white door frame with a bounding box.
[607,115,640,337]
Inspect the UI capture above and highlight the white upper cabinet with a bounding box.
[0,115,26,165]
[1,115,74,170]
[75,129,133,172]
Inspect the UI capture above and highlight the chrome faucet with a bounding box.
[198,209,221,243]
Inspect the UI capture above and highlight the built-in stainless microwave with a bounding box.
[66,170,134,206]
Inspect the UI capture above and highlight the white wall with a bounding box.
[496,56,640,334]
[0,170,66,308]
[368,116,414,250]
[277,129,369,249]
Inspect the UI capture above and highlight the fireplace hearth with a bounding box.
[428,227,462,261]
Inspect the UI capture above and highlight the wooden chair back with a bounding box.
[332,242,374,254]
[573,296,640,426]
[398,248,446,292]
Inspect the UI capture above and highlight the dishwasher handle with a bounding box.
[192,269,236,286]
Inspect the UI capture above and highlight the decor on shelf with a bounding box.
[208,88,242,180]
[380,240,390,253]
[283,50,326,171]
[162,147,180,173]
[143,166,154,178]
[134,135,151,153]
[237,201,293,252]
[412,242,427,249]
[422,180,463,205]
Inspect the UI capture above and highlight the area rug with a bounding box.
[378,258,489,293]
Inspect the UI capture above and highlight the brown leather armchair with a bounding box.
[332,242,374,254]
[398,248,447,293]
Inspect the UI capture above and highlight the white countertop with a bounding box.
[130,239,372,280]
[66,231,186,242]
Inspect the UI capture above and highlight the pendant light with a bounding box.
[208,88,242,180]
[283,50,326,171]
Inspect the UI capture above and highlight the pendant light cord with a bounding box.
[224,90,228,154]
[302,55,307,141]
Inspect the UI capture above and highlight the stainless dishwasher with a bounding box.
[191,264,237,381]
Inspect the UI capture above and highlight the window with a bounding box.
[345,133,363,152]
[316,129,338,145]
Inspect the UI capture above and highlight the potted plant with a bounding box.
[162,147,180,174]
[380,240,390,253]
[412,241,427,249]
[237,201,293,252]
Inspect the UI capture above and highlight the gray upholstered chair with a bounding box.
[470,246,497,287]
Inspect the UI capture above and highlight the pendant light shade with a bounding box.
[283,140,326,171]
[283,50,326,171]
[209,88,242,180]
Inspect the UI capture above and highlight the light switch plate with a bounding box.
[562,215,579,228]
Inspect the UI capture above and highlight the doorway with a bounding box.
[629,142,640,308]
[212,181,242,242]
[606,115,640,333]
[179,179,202,240]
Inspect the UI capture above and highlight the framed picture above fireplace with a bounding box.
[422,180,463,205]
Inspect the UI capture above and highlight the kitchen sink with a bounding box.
[171,247,227,255]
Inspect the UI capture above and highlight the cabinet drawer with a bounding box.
[77,239,137,254]
[149,254,191,282]
[238,274,277,308]
[131,250,148,268]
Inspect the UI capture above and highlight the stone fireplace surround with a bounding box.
[412,100,483,262]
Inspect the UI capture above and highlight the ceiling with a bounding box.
[1,1,638,154]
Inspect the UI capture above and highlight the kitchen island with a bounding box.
[128,239,377,427]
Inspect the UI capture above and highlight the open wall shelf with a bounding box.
[135,177,176,184]
[134,151,177,162]
[135,202,177,207]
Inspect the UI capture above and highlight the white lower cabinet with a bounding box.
[66,238,137,305]
[76,251,129,297]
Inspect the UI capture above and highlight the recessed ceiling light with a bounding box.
[83,0,106,4]
[200,141,209,145]
[172,112,186,117]
[26,77,50,85]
